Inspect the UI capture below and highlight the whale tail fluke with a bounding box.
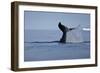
[58,22,76,43]
[58,22,67,43]
[58,22,67,33]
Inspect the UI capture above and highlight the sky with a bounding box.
[24,11,90,30]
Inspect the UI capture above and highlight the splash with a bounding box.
[66,28,83,43]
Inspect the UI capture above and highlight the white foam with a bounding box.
[66,28,83,43]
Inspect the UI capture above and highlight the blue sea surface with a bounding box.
[24,30,90,61]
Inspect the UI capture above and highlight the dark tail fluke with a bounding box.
[58,22,76,43]
[58,22,67,43]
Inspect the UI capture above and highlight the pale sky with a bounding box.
[24,11,90,30]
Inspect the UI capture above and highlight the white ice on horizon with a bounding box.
[82,28,90,31]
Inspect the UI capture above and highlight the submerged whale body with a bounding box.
[58,22,83,43]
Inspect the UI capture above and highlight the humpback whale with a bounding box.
[27,22,76,44]
[58,22,76,43]
[26,22,82,44]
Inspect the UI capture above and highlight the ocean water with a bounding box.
[24,30,90,61]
